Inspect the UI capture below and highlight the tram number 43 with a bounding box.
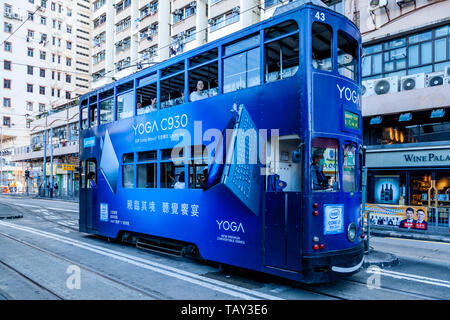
[315,11,326,22]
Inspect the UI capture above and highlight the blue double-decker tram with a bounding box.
[79,1,364,283]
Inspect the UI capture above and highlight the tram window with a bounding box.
[138,150,157,162]
[100,97,114,125]
[81,107,88,130]
[122,164,134,188]
[224,47,260,93]
[136,82,157,115]
[265,20,298,41]
[123,153,134,163]
[189,49,218,68]
[265,34,299,83]
[161,147,185,189]
[312,22,332,71]
[137,163,157,188]
[225,34,260,56]
[162,147,184,161]
[122,153,134,188]
[86,159,97,189]
[89,103,97,127]
[343,143,357,192]
[117,81,133,94]
[161,61,184,78]
[160,72,185,109]
[161,162,185,189]
[189,61,219,102]
[337,30,358,81]
[188,145,208,189]
[117,91,134,120]
[80,161,85,188]
[311,138,339,191]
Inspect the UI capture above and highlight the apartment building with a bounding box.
[91,0,351,88]
[0,0,92,186]
[358,0,450,227]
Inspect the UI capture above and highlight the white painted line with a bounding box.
[2,202,78,213]
[0,221,283,300]
[367,268,450,289]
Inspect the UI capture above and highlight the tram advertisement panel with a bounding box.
[365,204,428,230]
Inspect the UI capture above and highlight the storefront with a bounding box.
[366,142,450,228]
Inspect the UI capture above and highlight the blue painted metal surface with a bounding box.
[79,3,363,282]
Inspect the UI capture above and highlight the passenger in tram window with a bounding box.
[189,80,208,102]
[174,172,185,189]
[199,168,208,189]
[88,172,96,188]
[311,149,328,190]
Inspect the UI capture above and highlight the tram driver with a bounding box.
[311,148,328,190]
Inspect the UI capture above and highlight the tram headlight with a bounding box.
[347,223,357,242]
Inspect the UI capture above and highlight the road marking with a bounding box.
[367,267,450,289]
[7,203,78,213]
[383,237,450,246]
[0,221,283,300]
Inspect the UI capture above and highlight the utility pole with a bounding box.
[50,127,54,198]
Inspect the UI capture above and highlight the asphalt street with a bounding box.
[0,195,449,300]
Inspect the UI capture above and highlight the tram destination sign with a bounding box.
[367,148,450,168]
[344,110,359,130]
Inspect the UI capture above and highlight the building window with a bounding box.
[27,65,33,75]
[4,60,11,70]
[39,103,45,112]
[66,74,71,83]
[3,79,11,89]
[40,68,46,78]
[3,98,11,108]
[39,86,45,95]
[26,102,33,111]
[4,41,11,52]
[40,51,46,60]
[66,58,72,66]
[4,22,12,33]
[3,117,11,127]
[40,16,46,25]
[27,84,33,93]
[27,48,34,57]
[362,24,450,80]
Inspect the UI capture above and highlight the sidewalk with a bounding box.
[0,192,78,203]
[369,227,450,244]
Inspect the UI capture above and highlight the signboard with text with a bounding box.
[365,203,428,230]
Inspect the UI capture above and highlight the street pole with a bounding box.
[43,129,47,197]
[0,127,3,190]
[362,166,369,253]
[50,127,54,198]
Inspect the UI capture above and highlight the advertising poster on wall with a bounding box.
[374,175,400,205]
[365,203,428,230]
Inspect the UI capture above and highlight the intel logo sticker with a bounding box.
[324,204,344,235]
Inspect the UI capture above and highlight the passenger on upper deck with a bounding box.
[189,80,208,102]
[137,97,157,115]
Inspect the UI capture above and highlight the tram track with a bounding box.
[340,277,445,300]
[0,231,168,300]
[0,257,64,300]
[2,201,79,232]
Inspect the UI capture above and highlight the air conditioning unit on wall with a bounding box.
[362,79,375,97]
[400,73,425,91]
[373,76,399,95]
[426,71,445,87]
[369,0,388,11]
[444,65,450,84]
